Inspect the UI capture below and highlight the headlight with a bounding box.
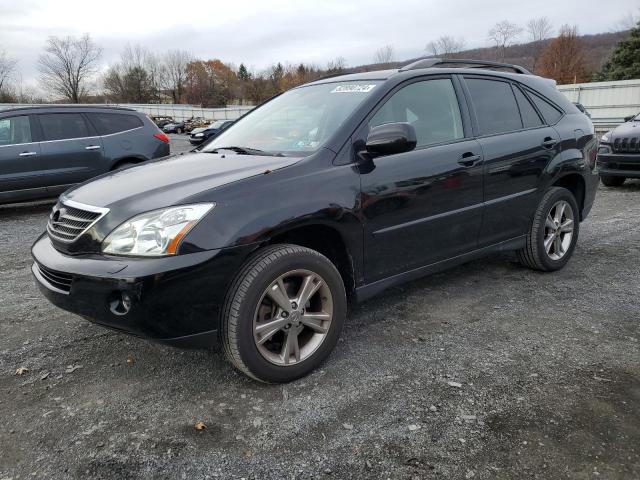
[102,203,215,256]
[600,131,612,143]
[195,133,204,137]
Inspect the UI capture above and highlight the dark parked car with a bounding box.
[0,106,170,204]
[189,120,235,145]
[162,121,186,134]
[150,115,174,129]
[597,112,640,186]
[32,59,598,383]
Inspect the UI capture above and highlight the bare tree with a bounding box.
[526,17,554,71]
[373,45,396,67]
[161,50,192,104]
[426,36,466,58]
[37,34,102,102]
[538,25,590,84]
[0,49,18,93]
[613,9,640,31]
[489,20,523,61]
[326,56,347,74]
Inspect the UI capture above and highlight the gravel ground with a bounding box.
[0,143,639,479]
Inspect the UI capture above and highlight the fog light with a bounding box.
[109,291,132,316]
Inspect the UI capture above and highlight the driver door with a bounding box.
[357,76,484,282]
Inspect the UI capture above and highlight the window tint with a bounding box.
[528,91,563,124]
[466,78,522,135]
[87,113,143,135]
[39,113,90,141]
[370,78,464,147]
[0,116,32,146]
[513,86,543,128]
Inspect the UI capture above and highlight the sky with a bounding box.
[1,0,638,90]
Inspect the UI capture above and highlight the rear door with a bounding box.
[462,76,561,246]
[0,114,45,200]
[36,112,104,192]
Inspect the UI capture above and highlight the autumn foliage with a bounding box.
[537,25,590,84]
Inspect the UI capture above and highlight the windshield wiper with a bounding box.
[206,146,284,157]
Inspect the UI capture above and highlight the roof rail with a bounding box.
[399,58,532,75]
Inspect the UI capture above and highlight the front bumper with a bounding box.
[597,153,640,178]
[189,137,205,145]
[31,234,256,347]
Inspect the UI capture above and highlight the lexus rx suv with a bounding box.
[32,59,599,383]
[597,112,640,186]
[0,106,170,204]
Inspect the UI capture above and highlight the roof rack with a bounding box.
[399,58,532,75]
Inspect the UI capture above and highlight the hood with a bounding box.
[190,127,206,134]
[64,152,300,214]
[611,120,640,139]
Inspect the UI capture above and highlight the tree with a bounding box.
[238,63,252,81]
[38,34,102,102]
[426,36,466,58]
[0,49,17,93]
[595,21,640,81]
[184,59,237,107]
[103,44,159,103]
[489,20,523,61]
[326,56,347,74]
[538,25,590,84]
[162,50,191,104]
[373,45,395,66]
[526,17,554,71]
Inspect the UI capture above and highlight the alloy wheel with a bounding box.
[544,200,574,261]
[253,269,333,366]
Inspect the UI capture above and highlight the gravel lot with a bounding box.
[1,138,639,479]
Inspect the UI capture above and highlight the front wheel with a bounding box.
[517,187,579,271]
[220,245,346,383]
[176,128,183,134]
[601,175,625,187]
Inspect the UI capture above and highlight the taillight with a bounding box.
[154,133,170,144]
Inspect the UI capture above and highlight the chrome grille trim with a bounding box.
[47,197,109,244]
[33,263,72,294]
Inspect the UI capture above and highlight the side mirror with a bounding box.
[366,122,417,156]
[623,115,635,122]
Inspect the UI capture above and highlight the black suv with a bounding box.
[0,106,170,204]
[597,112,640,186]
[32,59,599,383]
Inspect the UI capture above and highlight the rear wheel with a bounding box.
[517,187,579,272]
[601,175,625,187]
[176,128,183,134]
[221,244,346,383]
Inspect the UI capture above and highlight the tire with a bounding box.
[176,128,183,134]
[112,161,137,170]
[601,175,625,187]
[517,187,580,272]
[221,244,347,383]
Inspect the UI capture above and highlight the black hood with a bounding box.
[611,120,640,139]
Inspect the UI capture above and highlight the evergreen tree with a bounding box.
[595,22,640,81]
[238,63,251,81]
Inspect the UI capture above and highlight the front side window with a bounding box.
[0,116,32,146]
[87,113,143,135]
[466,78,523,135]
[39,113,90,141]
[370,78,464,147]
[202,80,381,156]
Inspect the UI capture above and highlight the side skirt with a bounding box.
[355,236,526,303]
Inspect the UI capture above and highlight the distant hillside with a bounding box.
[355,30,629,78]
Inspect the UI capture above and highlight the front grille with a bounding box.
[47,201,108,244]
[613,136,640,153]
[36,263,72,293]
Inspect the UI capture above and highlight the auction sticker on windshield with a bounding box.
[331,84,377,93]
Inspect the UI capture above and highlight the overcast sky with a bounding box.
[1,0,638,89]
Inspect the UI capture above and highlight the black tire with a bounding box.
[601,175,625,187]
[220,244,347,383]
[517,187,580,272]
[176,128,183,134]
[112,161,137,170]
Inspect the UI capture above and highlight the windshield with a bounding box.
[201,80,381,156]
[208,120,225,128]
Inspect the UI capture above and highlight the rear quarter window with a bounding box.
[527,91,563,125]
[39,113,91,141]
[87,113,144,135]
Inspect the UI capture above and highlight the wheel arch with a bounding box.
[110,155,148,170]
[551,173,586,220]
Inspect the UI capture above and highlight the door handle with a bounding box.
[541,138,558,149]
[19,151,37,157]
[457,153,481,167]
[85,145,101,150]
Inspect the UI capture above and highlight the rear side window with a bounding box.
[0,116,32,146]
[513,86,543,128]
[528,91,563,124]
[39,113,90,141]
[466,78,522,135]
[87,113,143,135]
[370,78,464,148]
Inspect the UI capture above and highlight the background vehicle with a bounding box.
[0,106,170,204]
[150,115,174,129]
[189,120,234,145]
[32,59,598,383]
[597,112,640,186]
[162,121,186,134]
